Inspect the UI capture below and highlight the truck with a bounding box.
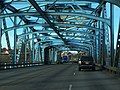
[62,56,69,63]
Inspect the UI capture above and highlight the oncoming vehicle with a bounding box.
[78,56,95,71]
[62,56,69,63]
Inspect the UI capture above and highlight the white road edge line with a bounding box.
[69,84,72,90]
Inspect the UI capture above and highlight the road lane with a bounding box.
[0,64,120,90]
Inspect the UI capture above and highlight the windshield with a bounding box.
[80,56,93,61]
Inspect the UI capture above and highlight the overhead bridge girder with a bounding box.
[6,4,59,40]
[17,30,96,38]
[28,0,67,45]
[0,12,110,25]
[10,0,101,5]
[3,23,102,34]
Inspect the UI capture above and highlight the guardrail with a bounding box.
[0,63,43,70]
[104,66,120,74]
[96,63,120,75]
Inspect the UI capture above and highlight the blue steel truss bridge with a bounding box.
[0,0,120,90]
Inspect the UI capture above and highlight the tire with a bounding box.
[92,67,95,71]
[79,67,81,71]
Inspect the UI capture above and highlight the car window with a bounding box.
[80,56,93,61]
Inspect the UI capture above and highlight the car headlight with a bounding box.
[79,61,81,64]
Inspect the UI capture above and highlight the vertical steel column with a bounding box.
[32,34,34,63]
[26,27,31,63]
[57,51,62,63]
[93,22,97,63]
[55,50,58,62]
[95,31,99,63]
[34,47,38,61]
[13,16,17,65]
[102,4,106,66]
[0,12,2,62]
[3,18,12,60]
[94,35,97,62]
[91,46,94,57]
[38,43,40,62]
[37,45,39,62]
[40,47,42,63]
[110,4,114,67]
[51,47,55,64]
[24,43,27,65]
[24,28,27,64]
[52,48,55,63]
[42,47,44,63]
[49,48,52,64]
[49,47,52,64]
[51,48,54,63]
[0,5,2,57]
[99,32,102,64]
[98,21,102,64]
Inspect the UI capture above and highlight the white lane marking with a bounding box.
[74,73,76,75]
[69,84,72,90]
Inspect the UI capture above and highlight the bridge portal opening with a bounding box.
[57,51,88,64]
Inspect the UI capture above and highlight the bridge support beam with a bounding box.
[24,28,27,64]
[57,51,62,63]
[0,1,4,59]
[50,47,56,64]
[31,34,35,63]
[0,18,1,67]
[13,16,17,65]
[55,50,58,62]
[102,4,106,66]
[49,48,52,64]
[110,4,114,67]
[38,44,41,62]
[44,47,50,65]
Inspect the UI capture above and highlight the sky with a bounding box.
[1,2,120,50]
[113,6,120,48]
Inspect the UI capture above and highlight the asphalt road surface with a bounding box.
[0,64,120,90]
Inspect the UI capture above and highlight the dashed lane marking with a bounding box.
[69,84,72,90]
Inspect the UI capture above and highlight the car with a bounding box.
[78,56,95,71]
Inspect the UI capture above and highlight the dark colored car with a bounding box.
[78,56,95,71]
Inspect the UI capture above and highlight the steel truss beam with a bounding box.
[67,39,94,44]
[18,34,95,42]
[68,42,93,48]
[12,0,100,3]
[17,30,96,37]
[53,44,90,51]
[3,18,11,50]
[2,23,102,34]
[28,0,66,44]
[17,35,94,49]
[36,41,90,51]
[0,12,110,25]
[6,4,57,40]
[28,38,93,46]
[57,47,89,53]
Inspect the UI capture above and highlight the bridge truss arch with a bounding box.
[0,0,120,68]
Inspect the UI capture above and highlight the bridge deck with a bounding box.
[0,64,120,90]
